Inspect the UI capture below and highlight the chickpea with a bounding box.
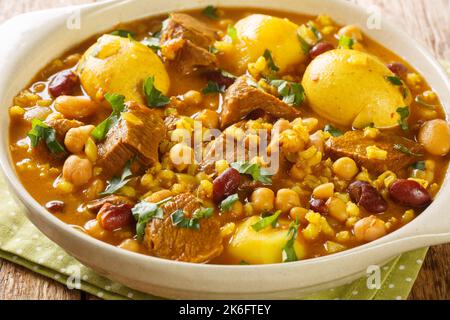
[64,125,95,154]
[354,216,387,242]
[251,188,275,213]
[275,189,301,213]
[146,189,173,203]
[198,109,220,129]
[62,155,93,187]
[289,207,308,225]
[312,183,334,199]
[118,239,143,253]
[169,143,194,171]
[183,90,203,105]
[418,119,450,156]
[84,219,107,240]
[332,157,358,180]
[54,95,98,119]
[338,25,363,41]
[326,197,348,222]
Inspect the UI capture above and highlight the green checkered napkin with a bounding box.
[1,60,449,300]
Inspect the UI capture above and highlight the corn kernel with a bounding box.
[402,209,416,224]
[158,169,175,181]
[198,179,213,199]
[141,173,156,189]
[220,222,236,238]
[215,160,229,175]
[366,145,387,160]
[321,26,336,35]
[56,179,74,194]
[118,186,136,198]
[244,203,254,216]
[37,99,53,107]
[363,127,380,139]
[346,217,359,228]
[406,73,423,89]
[9,106,25,117]
[84,138,98,162]
[302,223,320,241]
[171,183,185,194]
[325,241,346,254]
[336,231,351,242]
[346,202,360,217]
[316,14,334,27]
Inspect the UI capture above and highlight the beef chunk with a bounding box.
[220,76,302,129]
[45,114,83,140]
[325,130,425,174]
[97,102,166,176]
[144,193,223,263]
[160,13,218,74]
[86,195,135,212]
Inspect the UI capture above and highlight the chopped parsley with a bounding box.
[132,198,171,239]
[111,30,136,38]
[251,210,282,232]
[282,220,300,263]
[27,119,66,154]
[220,194,239,212]
[386,76,403,86]
[91,93,125,141]
[231,161,273,184]
[208,45,219,54]
[227,25,238,42]
[338,36,354,49]
[263,49,280,72]
[100,159,134,195]
[396,106,410,131]
[202,81,226,94]
[202,5,219,20]
[143,76,170,108]
[297,34,311,55]
[307,22,322,41]
[393,144,423,157]
[171,207,214,230]
[141,37,161,52]
[412,161,426,171]
[270,80,305,107]
[324,124,343,137]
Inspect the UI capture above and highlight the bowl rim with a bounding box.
[0,0,449,280]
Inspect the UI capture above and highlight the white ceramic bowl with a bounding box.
[0,0,449,300]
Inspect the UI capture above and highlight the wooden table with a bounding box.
[0,0,449,300]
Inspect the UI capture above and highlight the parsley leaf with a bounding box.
[100,159,134,195]
[202,5,218,20]
[263,49,280,72]
[386,76,403,86]
[231,161,273,184]
[91,93,126,141]
[270,80,305,107]
[393,144,423,157]
[141,37,161,52]
[208,45,219,54]
[220,194,239,212]
[282,220,300,263]
[171,206,214,230]
[412,161,426,171]
[202,81,226,94]
[307,22,322,41]
[27,119,66,154]
[251,210,282,231]
[324,124,343,137]
[143,76,170,108]
[297,34,311,55]
[227,25,237,42]
[132,198,170,239]
[111,30,136,38]
[338,36,354,49]
[396,106,410,131]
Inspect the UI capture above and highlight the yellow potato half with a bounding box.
[225,216,305,264]
[223,14,307,74]
[302,49,410,129]
[77,35,170,104]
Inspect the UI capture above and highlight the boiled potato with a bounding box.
[225,216,305,264]
[302,49,410,129]
[222,14,307,74]
[77,35,170,104]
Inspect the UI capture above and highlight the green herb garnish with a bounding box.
[91,93,126,141]
[270,80,305,107]
[307,22,322,41]
[143,76,170,108]
[202,81,226,94]
[100,159,134,195]
[393,144,423,157]
[324,124,343,137]
[111,30,136,38]
[282,220,300,263]
[227,25,238,42]
[231,161,273,184]
[297,34,311,55]
[220,194,239,212]
[132,198,171,239]
[412,161,426,171]
[263,49,280,72]
[386,76,403,86]
[338,36,354,49]
[251,210,282,232]
[27,119,66,154]
[141,37,161,52]
[208,45,219,54]
[171,206,214,230]
[396,106,410,131]
[202,5,219,20]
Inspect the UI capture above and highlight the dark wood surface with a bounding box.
[0,0,448,300]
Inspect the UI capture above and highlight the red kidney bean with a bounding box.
[45,200,65,213]
[205,71,236,89]
[310,42,335,59]
[309,197,328,214]
[213,168,241,203]
[389,179,431,208]
[348,181,388,213]
[386,62,408,78]
[48,70,78,97]
[97,203,133,231]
